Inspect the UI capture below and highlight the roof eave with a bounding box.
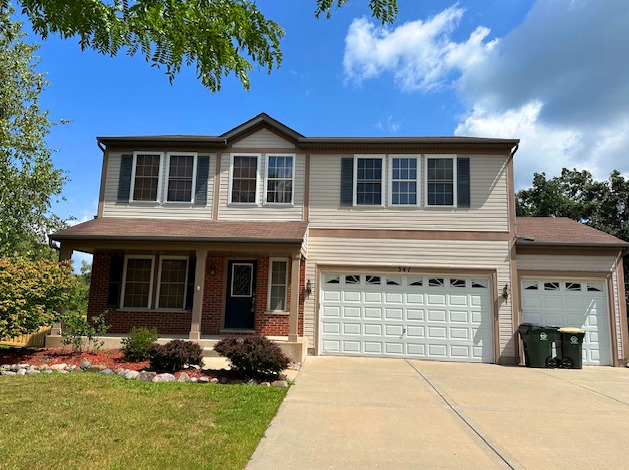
[516,241,629,249]
[50,234,305,244]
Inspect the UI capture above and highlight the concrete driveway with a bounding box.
[247,357,629,470]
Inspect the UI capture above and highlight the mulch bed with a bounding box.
[0,347,244,381]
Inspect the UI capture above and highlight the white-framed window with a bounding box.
[130,152,164,202]
[121,255,156,309]
[354,155,384,206]
[425,155,457,207]
[268,259,289,311]
[229,153,260,204]
[264,154,295,204]
[155,256,189,309]
[165,152,197,203]
[389,155,420,206]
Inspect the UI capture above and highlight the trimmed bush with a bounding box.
[148,339,203,372]
[121,327,159,362]
[214,335,290,380]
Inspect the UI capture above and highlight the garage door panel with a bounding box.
[320,272,493,363]
[322,290,341,302]
[521,279,611,366]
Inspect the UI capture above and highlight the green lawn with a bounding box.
[0,373,287,470]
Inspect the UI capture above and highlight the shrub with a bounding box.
[148,339,203,371]
[60,311,109,353]
[121,327,159,362]
[214,335,290,380]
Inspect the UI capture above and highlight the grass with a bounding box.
[0,373,287,470]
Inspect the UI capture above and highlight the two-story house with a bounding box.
[49,114,628,366]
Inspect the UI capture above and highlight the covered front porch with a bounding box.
[47,218,310,362]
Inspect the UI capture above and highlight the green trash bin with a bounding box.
[518,323,533,367]
[557,327,586,369]
[526,325,558,368]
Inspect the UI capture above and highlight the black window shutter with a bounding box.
[194,155,210,205]
[340,158,354,206]
[184,257,197,310]
[106,254,124,308]
[457,158,471,207]
[117,154,133,203]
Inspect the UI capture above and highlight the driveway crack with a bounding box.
[405,360,523,470]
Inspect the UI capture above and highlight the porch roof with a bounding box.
[50,218,308,244]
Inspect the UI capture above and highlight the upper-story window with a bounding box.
[355,156,383,205]
[166,153,196,202]
[265,155,294,204]
[132,153,163,202]
[426,156,457,206]
[390,156,420,205]
[230,154,259,204]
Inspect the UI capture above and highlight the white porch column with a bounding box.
[189,249,207,341]
[288,254,301,342]
[51,244,74,335]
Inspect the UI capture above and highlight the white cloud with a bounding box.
[376,115,402,134]
[344,1,629,186]
[343,5,497,92]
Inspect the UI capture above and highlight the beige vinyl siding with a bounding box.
[308,154,509,231]
[305,237,514,359]
[516,254,617,272]
[517,253,623,359]
[218,152,305,221]
[102,153,215,219]
[232,128,295,149]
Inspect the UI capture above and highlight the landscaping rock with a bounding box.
[57,370,69,374]
[153,373,176,383]
[80,361,92,370]
[260,382,271,387]
[210,378,219,384]
[1,364,10,370]
[42,369,53,374]
[136,371,155,382]
[123,370,139,380]
[16,369,26,375]
[25,369,40,375]
[188,377,198,383]
[100,369,113,375]
[38,364,49,371]
[116,369,127,376]
[246,379,257,386]
[17,363,30,369]
[2,371,16,376]
[50,363,68,371]
[271,380,288,388]
[198,377,210,384]
[219,377,228,384]
[177,372,190,382]
[87,364,107,373]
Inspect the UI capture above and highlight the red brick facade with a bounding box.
[89,252,306,337]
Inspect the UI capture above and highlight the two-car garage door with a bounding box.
[319,272,494,362]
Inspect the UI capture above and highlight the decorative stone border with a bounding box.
[0,362,293,388]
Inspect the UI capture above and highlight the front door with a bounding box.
[224,261,257,329]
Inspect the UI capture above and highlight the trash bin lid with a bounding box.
[558,327,585,333]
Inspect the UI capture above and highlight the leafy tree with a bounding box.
[0,256,78,339]
[66,260,92,315]
[516,168,629,305]
[2,0,398,92]
[0,9,66,258]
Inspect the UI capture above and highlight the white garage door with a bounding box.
[520,279,612,366]
[319,272,494,362]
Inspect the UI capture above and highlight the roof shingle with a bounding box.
[516,217,628,247]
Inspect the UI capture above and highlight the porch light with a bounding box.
[305,279,312,295]
[502,283,510,300]
[209,265,216,276]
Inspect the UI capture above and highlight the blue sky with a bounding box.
[12,0,629,265]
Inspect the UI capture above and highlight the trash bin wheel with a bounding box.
[561,357,573,369]
[545,357,557,369]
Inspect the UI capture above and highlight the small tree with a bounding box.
[0,256,77,339]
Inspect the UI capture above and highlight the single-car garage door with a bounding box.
[520,279,612,366]
[319,272,494,362]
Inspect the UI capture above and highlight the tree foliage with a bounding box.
[0,256,78,339]
[2,0,398,92]
[0,9,66,257]
[516,168,629,304]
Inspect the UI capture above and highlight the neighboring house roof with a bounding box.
[516,217,628,248]
[97,112,520,151]
[50,218,308,244]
